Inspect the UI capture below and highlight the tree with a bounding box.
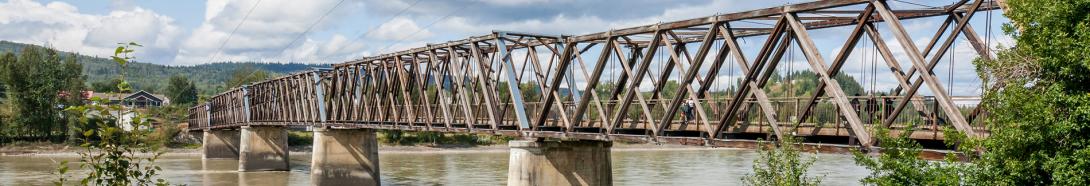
[91,78,125,93]
[965,0,1090,184]
[225,66,271,89]
[0,46,85,140]
[164,75,197,105]
[853,0,1090,185]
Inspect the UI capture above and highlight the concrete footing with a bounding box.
[507,140,612,186]
[310,128,381,186]
[203,129,241,159]
[238,126,289,171]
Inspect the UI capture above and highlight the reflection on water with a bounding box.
[0,149,868,185]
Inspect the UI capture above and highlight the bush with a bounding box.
[852,128,969,185]
[287,130,312,146]
[376,130,510,146]
[742,136,823,186]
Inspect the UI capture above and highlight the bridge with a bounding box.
[186,0,1002,185]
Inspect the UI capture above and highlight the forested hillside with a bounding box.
[0,41,325,94]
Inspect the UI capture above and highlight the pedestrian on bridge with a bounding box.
[681,100,696,124]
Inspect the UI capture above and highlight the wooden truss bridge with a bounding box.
[189,0,1002,150]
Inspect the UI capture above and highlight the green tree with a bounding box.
[91,78,125,93]
[742,136,823,186]
[965,0,1090,184]
[164,75,197,105]
[853,0,1090,185]
[0,46,85,140]
[852,129,968,185]
[225,66,271,89]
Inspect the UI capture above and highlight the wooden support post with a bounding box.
[785,12,873,147]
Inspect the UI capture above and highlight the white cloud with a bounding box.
[367,17,433,41]
[474,0,551,6]
[0,0,1014,71]
[174,0,366,65]
[0,0,182,62]
[277,34,369,63]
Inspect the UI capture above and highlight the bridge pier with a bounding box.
[310,128,381,186]
[238,126,289,172]
[507,140,612,186]
[203,129,240,159]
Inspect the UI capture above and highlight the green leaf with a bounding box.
[111,56,127,66]
[117,81,132,92]
[114,46,124,56]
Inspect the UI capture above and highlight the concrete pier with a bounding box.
[507,140,612,186]
[238,126,289,171]
[310,128,381,186]
[203,129,241,159]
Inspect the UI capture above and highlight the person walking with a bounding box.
[681,100,696,124]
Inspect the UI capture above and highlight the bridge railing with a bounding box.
[205,88,248,129]
[248,71,325,124]
[187,103,209,130]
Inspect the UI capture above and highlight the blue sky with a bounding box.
[0,0,1011,96]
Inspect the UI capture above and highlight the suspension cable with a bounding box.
[949,30,956,96]
[860,33,868,95]
[871,36,878,95]
[984,4,993,93]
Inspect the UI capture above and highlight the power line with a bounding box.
[891,0,937,9]
[375,1,477,54]
[235,0,350,89]
[207,0,264,64]
[317,0,423,63]
[275,0,348,62]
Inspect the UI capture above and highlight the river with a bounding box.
[0,148,869,185]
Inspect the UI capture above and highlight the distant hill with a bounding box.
[0,40,327,95]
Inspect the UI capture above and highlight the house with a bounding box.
[79,90,167,131]
[122,90,169,108]
[88,90,171,108]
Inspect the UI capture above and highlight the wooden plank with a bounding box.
[873,0,976,136]
[719,23,788,139]
[864,24,937,129]
[785,12,873,147]
[469,42,502,129]
[427,50,456,128]
[713,17,787,139]
[794,5,873,127]
[657,25,718,135]
[608,30,666,134]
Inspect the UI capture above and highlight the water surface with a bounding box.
[0,148,868,185]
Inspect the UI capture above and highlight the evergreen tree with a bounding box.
[226,66,271,89]
[91,78,125,93]
[165,75,197,105]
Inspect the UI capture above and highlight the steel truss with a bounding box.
[190,0,1001,149]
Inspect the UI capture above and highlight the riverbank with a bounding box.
[0,141,731,157]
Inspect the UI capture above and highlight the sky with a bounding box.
[0,0,1012,96]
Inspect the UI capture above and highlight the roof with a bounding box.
[86,90,171,104]
[125,90,164,102]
